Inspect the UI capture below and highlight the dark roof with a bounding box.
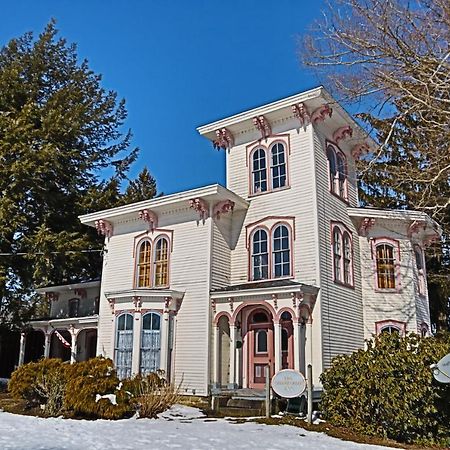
[211,279,303,293]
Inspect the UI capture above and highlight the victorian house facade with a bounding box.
[19,87,440,397]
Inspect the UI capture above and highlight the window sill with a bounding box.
[329,190,349,205]
[249,275,294,283]
[333,280,355,290]
[374,288,401,294]
[248,185,291,199]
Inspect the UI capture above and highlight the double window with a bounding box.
[326,143,348,200]
[250,142,288,195]
[373,238,400,290]
[136,236,170,288]
[251,224,292,281]
[332,224,353,286]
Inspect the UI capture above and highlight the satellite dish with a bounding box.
[431,353,450,384]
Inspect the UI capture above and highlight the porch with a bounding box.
[210,280,319,391]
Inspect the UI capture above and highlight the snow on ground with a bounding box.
[0,404,396,450]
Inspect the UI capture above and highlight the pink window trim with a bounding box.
[371,237,402,293]
[375,319,406,336]
[330,222,354,288]
[133,233,172,289]
[326,140,349,202]
[247,136,291,196]
[248,221,294,282]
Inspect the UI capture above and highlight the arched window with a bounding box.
[115,313,133,379]
[68,298,79,318]
[380,325,400,335]
[252,229,269,280]
[375,319,406,336]
[327,144,347,199]
[255,329,268,353]
[333,228,342,282]
[327,145,337,193]
[336,153,347,198]
[272,225,290,278]
[154,237,169,287]
[414,245,425,295]
[252,148,268,193]
[271,143,286,189]
[376,244,396,289]
[343,233,352,285]
[140,312,161,375]
[137,240,151,287]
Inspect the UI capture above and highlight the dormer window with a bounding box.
[249,138,289,196]
[327,142,348,200]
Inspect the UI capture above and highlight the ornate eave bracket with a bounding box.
[291,103,310,128]
[352,143,370,160]
[213,200,235,219]
[46,292,59,302]
[133,296,142,312]
[213,128,235,151]
[74,288,87,299]
[333,125,353,144]
[107,298,115,314]
[253,115,272,139]
[311,104,333,124]
[95,219,113,239]
[359,218,375,237]
[139,209,158,232]
[189,197,209,222]
[408,220,425,238]
[423,234,439,248]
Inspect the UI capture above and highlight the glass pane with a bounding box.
[281,329,289,352]
[256,330,267,353]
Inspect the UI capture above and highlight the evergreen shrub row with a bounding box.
[320,332,450,446]
[8,357,179,419]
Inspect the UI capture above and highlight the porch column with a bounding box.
[213,325,220,388]
[69,326,78,364]
[274,322,282,374]
[305,319,313,370]
[160,310,170,377]
[44,331,51,358]
[228,324,237,389]
[131,312,141,375]
[293,320,300,372]
[18,332,26,366]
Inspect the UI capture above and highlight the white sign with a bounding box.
[271,369,306,398]
[431,353,450,384]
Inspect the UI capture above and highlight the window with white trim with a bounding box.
[115,313,133,379]
[331,223,353,286]
[250,224,292,281]
[140,312,161,375]
[326,143,348,200]
[249,140,289,195]
[376,244,396,289]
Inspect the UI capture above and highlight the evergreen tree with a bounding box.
[0,22,158,326]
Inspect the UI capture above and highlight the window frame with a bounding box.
[326,141,348,201]
[375,319,406,337]
[247,137,290,197]
[250,147,269,195]
[153,236,170,288]
[414,244,426,296]
[140,311,162,375]
[372,237,401,292]
[331,222,354,288]
[248,221,293,282]
[134,233,172,289]
[114,312,134,379]
[136,239,152,288]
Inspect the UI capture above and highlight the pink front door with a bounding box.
[247,309,274,389]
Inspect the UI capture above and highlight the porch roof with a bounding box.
[28,314,98,329]
[210,279,319,299]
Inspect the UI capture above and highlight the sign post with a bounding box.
[307,364,313,424]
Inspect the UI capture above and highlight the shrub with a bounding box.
[8,358,67,416]
[320,332,450,445]
[64,357,132,419]
[125,371,180,418]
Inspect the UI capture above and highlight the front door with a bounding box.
[248,310,274,389]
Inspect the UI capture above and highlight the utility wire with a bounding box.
[0,249,103,256]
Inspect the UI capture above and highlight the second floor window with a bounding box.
[376,244,396,289]
[251,224,292,281]
[68,298,79,317]
[154,238,169,287]
[327,143,348,200]
[271,143,287,189]
[137,240,152,287]
[252,148,268,193]
[332,223,353,286]
[252,229,269,281]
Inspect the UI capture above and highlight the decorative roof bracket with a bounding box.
[213,128,235,151]
[333,125,353,144]
[291,103,310,128]
[139,209,158,232]
[95,219,113,238]
[311,104,333,124]
[189,197,209,221]
[359,218,375,236]
[352,143,370,160]
[253,115,272,139]
[213,200,235,219]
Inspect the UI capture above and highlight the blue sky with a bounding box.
[1,0,325,195]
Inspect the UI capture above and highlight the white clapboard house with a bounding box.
[20,87,440,397]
